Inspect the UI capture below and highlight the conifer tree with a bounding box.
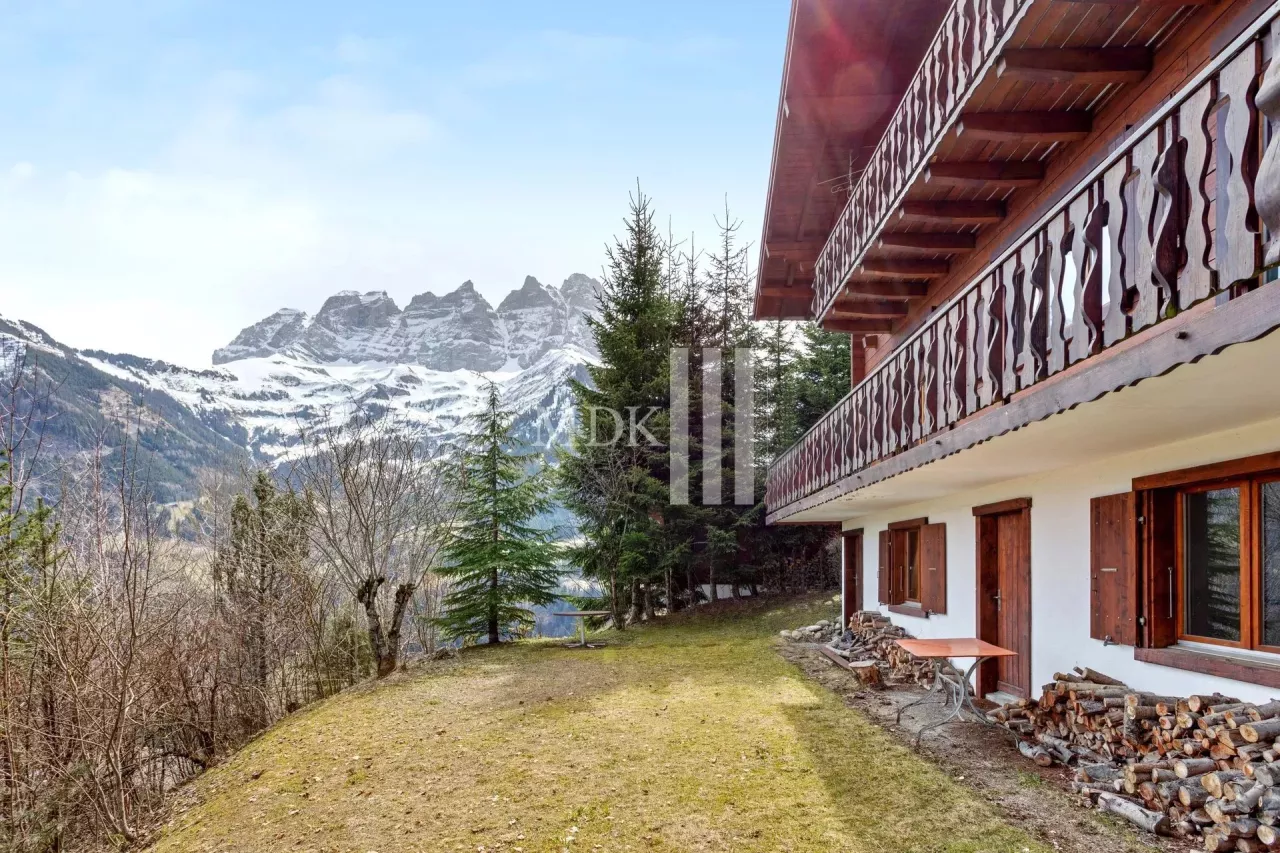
[560,188,672,626]
[438,382,560,644]
[215,471,310,727]
[794,324,851,433]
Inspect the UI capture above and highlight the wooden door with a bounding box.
[975,502,1032,698]
[842,531,862,628]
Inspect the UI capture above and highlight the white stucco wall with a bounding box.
[839,413,1280,703]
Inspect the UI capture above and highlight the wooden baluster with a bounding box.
[923,328,934,440]
[1218,43,1262,288]
[936,310,953,428]
[1152,116,1182,316]
[860,384,870,468]
[929,323,943,436]
[1067,193,1092,364]
[967,288,984,412]
[887,356,901,455]
[1000,255,1019,398]
[953,301,969,422]
[1130,130,1162,332]
[904,346,916,447]
[1026,236,1049,388]
[1011,239,1035,390]
[1082,189,1107,357]
[896,353,907,453]
[1256,26,1280,271]
[1102,158,1130,346]
[868,372,880,464]
[983,273,1004,408]
[1046,211,1068,375]
[958,0,976,95]
[1179,83,1216,306]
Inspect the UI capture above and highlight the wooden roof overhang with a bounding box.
[769,0,1207,329]
[753,0,953,321]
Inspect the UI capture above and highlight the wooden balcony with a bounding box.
[767,7,1280,519]
[808,0,1208,325]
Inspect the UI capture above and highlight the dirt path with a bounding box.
[779,642,1189,853]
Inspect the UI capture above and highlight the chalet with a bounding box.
[757,0,1280,702]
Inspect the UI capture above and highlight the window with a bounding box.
[898,526,921,604]
[1176,476,1280,651]
[1130,453,1280,688]
[878,520,946,615]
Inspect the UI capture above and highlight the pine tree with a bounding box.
[438,382,560,644]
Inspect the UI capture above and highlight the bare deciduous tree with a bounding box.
[291,410,454,677]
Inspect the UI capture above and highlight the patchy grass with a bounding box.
[150,595,1049,853]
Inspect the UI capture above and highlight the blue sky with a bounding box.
[0,0,788,366]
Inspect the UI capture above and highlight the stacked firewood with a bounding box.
[847,611,934,686]
[994,667,1280,849]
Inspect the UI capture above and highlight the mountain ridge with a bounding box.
[1,273,602,501]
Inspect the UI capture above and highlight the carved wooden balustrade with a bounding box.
[811,0,1034,320]
[769,14,1280,516]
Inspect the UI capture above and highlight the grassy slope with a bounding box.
[151,596,1050,853]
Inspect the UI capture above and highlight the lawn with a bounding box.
[150,596,1050,853]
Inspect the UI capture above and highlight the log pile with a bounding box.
[846,611,934,686]
[780,612,932,686]
[993,667,1280,849]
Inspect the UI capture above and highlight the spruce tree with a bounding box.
[438,382,560,644]
[794,324,851,433]
[560,188,672,627]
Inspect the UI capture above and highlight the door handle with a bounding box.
[994,590,1002,611]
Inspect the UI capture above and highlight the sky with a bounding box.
[0,0,789,367]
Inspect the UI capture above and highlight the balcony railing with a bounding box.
[811,0,1034,320]
[768,10,1280,516]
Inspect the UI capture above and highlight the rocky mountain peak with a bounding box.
[214,274,602,370]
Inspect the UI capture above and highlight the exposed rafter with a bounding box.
[859,258,950,278]
[837,281,930,300]
[996,47,1152,84]
[764,238,827,259]
[925,160,1046,188]
[824,316,898,334]
[898,200,1006,224]
[829,301,911,318]
[956,111,1093,143]
[878,232,978,252]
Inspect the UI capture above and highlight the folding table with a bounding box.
[893,638,1018,743]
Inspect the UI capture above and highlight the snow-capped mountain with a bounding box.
[0,274,601,500]
[213,273,601,371]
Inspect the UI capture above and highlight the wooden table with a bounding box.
[553,610,612,649]
[893,638,1018,743]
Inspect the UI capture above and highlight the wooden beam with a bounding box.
[878,231,977,253]
[824,316,897,334]
[837,281,930,300]
[898,200,1005,224]
[859,257,950,278]
[925,160,1045,189]
[757,285,815,298]
[764,238,826,259]
[997,47,1152,85]
[828,301,910,318]
[956,111,1092,143]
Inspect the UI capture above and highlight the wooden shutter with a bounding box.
[1143,488,1178,648]
[1090,492,1138,645]
[920,523,947,614]
[878,530,892,605]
